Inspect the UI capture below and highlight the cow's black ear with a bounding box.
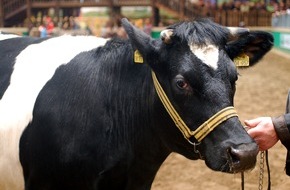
[225,31,274,66]
[122,18,162,68]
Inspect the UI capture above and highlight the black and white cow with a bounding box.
[0,18,273,190]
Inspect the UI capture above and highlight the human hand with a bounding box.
[244,117,279,151]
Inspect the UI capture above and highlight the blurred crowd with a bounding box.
[100,17,153,39]
[190,0,290,27]
[25,12,153,39]
[272,8,290,27]
[23,0,290,37]
[190,0,289,12]
[25,14,92,37]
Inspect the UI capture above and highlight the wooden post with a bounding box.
[111,6,121,19]
[108,0,121,22]
[0,0,4,27]
[55,0,60,23]
[284,0,289,8]
[26,0,31,20]
[151,0,160,26]
[179,0,185,20]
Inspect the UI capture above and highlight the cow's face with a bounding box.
[122,18,273,173]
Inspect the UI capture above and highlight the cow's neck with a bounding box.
[98,125,170,189]
[98,64,171,189]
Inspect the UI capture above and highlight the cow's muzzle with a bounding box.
[227,142,259,173]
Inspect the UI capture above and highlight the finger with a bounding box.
[246,128,257,138]
[244,117,263,128]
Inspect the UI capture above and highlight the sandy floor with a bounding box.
[151,49,290,190]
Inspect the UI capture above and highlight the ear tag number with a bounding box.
[134,50,144,64]
[234,53,249,67]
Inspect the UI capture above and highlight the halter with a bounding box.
[151,71,238,143]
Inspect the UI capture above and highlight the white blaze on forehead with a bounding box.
[227,27,249,36]
[189,43,219,70]
[0,35,108,130]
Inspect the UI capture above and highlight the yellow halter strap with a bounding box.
[151,71,238,143]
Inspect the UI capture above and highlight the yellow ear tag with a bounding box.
[234,53,249,67]
[134,50,144,64]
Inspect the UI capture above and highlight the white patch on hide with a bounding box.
[0,35,107,190]
[189,43,219,70]
[0,33,20,41]
[0,35,107,130]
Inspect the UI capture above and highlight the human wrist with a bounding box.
[272,115,290,147]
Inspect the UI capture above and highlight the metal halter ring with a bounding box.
[187,140,203,159]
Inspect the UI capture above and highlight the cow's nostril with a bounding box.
[227,143,258,173]
[228,147,241,164]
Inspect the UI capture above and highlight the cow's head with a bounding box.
[122,18,273,173]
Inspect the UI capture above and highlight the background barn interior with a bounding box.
[1,0,290,189]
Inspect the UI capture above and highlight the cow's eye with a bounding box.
[176,79,188,89]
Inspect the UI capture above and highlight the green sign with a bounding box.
[272,31,290,53]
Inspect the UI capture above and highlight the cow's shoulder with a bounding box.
[0,35,108,131]
[0,36,48,97]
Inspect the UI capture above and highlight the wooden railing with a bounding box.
[2,0,152,20]
[1,0,273,27]
[30,0,151,7]
[113,0,151,6]
[155,0,272,26]
[3,0,26,19]
[214,10,272,26]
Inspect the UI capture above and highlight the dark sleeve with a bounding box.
[272,115,290,150]
[286,113,290,131]
[278,113,290,176]
[272,114,290,176]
